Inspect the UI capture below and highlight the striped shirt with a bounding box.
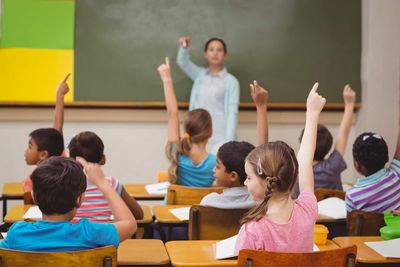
[73,176,123,223]
[345,159,400,213]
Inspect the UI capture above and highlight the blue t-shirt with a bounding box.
[0,218,119,252]
[177,153,216,187]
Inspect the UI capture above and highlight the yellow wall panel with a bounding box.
[0,48,74,102]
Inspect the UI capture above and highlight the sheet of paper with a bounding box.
[145,181,170,194]
[215,235,238,260]
[317,197,347,219]
[365,238,400,258]
[168,207,190,221]
[23,206,42,220]
[1,232,7,238]
[313,244,320,251]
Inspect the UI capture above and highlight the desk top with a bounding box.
[4,205,153,226]
[333,236,400,263]
[152,205,190,224]
[316,214,346,223]
[124,184,165,200]
[165,240,339,267]
[118,239,169,265]
[2,182,24,197]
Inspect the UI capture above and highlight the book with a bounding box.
[317,197,347,219]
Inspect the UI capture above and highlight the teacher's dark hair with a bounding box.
[204,38,227,54]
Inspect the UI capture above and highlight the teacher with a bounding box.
[177,36,240,153]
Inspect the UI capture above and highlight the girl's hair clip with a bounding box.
[363,133,382,141]
[257,158,263,175]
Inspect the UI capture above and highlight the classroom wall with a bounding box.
[0,0,399,214]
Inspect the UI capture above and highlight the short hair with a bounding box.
[353,132,389,174]
[68,131,104,163]
[204,37,227,54]
[217,141,255,185]
[299,124,333,161]
[31,157,86,215]
[29,128,64,157]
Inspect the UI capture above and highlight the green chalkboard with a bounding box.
[75,0,361,108]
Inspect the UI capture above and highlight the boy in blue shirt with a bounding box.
[1,156,136,252]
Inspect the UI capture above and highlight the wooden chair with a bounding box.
[347,209,385,236]
[237,246,357,267]
[315,188,345,201]
[166,184,224,205]
[188,205,249,240]
[0,246,117,267]
[23,191,35,205]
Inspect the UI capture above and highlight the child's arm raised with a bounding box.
[53,73,70,135]
[298,83,326,193]
[335,84,356,155]
[120,187,144,220]
[176,36,203,81]
[250,80,268,145]
[158,57,180,143]
[76,157,137,242]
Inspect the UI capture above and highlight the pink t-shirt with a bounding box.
[235,191,317,254]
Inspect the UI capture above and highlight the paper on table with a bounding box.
[1,232,7,238]
[365,238,400,258]
[313,244,320,251]
[317,197,347,219]
[145,181,170,194]
[23,206,42,220]
[215,235,238,260]
[169,207,190,221]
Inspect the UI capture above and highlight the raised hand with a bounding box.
[307,82,326,115]
[158,57,172,82]
[250,80,268,107]
[178,36,190,48]
[343,84,356,106]
[57,73,70,97]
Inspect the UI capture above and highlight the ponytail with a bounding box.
[166,136,192,184]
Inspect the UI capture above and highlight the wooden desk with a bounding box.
[316,214,346,223]
[152,205,190,224]
[4,204,153,227]
[333,236,400,264]
[165,240,339,267]
[124,184,165,201]
[2,182,24,218]
[118,239,169,266]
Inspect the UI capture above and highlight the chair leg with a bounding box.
[346,253,356,267]
[245,258,253,267]
[103,256,112,267]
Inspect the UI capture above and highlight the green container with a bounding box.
[380,213,400,240]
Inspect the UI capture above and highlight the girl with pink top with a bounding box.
[235,83,326,253]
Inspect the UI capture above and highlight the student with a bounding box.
[345,128,400,213]
[200,81,268,209]
[22,74,70,192]
[293,85,356,196]
[177,36,240,153]
[235,83,325,253]
[1,157,137,251]
[158,57,216,187]
[68,131,144,222]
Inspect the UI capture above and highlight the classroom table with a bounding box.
[152,205,190,241]
[333,236,400,266]
[1,182,24,218]
[124,184,165,201]
[165,240,340,267]
[4,204,153,227]
[118,239,170,266]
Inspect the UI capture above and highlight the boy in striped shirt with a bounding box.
[345,128,400,213]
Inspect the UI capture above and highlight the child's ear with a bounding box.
[100,154,106,165]
[229,171,241,185]
[39,150,49,160]
[75,193,85,208]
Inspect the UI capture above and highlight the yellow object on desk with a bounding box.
[314,224,329,245]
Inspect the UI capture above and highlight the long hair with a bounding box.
[166,109,212,184]
[241,141,298,225]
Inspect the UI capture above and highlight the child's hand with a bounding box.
[76,157,106,187]
[250,80,268,108]
[158,57,172,82]
[307,82,326,115]
[343,84,356,106]
[179,36,190,48]
[56,73,70,97]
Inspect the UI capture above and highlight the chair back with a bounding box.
[347,209,385,236]
[315,188,345,202]
[237,246,357,267]
[24,191,35,205]
[0,246,117,267]
[166,184,224,205]
[188,205,249,240]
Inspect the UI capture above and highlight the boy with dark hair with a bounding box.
[1,157,137,251]
[68,131,144,222]
[22,74,70,192]
[201,80,268,209]
[294,85,356,196]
